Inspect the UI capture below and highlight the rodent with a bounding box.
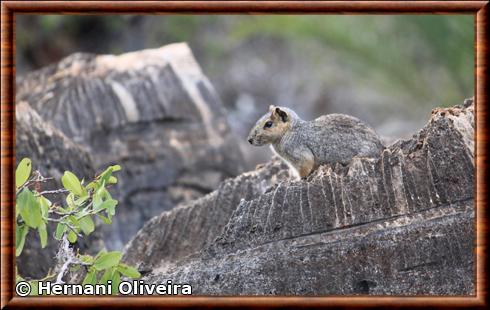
[247,105,384,179]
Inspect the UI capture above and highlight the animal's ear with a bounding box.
[275,107,288,122]
[269,105,275,112]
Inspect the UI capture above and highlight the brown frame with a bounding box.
[1,1,488,308]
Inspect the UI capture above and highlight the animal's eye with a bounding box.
[264,121,273,129]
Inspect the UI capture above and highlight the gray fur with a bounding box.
[248,106,384,177]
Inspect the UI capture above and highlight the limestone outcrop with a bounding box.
[16,43,245,249]
[125,99,475,295]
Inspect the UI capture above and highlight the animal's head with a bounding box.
[247,105,291,146]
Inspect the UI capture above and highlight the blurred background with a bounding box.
[16,14,474,170]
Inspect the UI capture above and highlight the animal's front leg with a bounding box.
[287,146,314,179]
[297,158,314,179]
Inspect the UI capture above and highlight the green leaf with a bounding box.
[17,189,42,228]
[79,255,94,264]
[79,216,95,235]
[107,176,118,184]
[98,165,121,183]
[38,196,51,218]
[56,206,70,215]
[61,171,84,196]
[117,264,141,279]
[97,214,112,224]
[67,230,78,243]
[97,183,108,197]
[29,280,39,296]
[66,193,76,210]
[99,168,114,185]
[75,194,89,206]
[68,215,79,227]
[70,264,81,272]
[107,200,118,216]
[16,189,29,221]
[99,267,114,285]
[82,268,97,286]
[94,199,118,214]
[111,271,121,295]
[94,199,117,212]
[15,225,29,256]
[38,222,48,248]
[15,200,19,219]
[93,251,122,271]
[54,223,67,240]
[15,158,32,189]
[92,185,106,210]
[75,209,90,219]
[85,181,97,191]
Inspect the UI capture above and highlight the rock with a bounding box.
[16,43,245,249]
[15,102,104,279]
[131,99,474,295]
[16,101,94,188]
[122,159,289,271]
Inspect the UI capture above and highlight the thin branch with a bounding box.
[45,217,83,238]
[16,170,54,195]
[54,236,75,285]
[35,189,69,196]
[64,223,83,238]
[53,236,96,285]
[55,259,73,285]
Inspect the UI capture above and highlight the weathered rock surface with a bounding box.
[127,99,474,295]
[16,102,104,279]
[16,43,245,249]
[16,101,95,187]
[123,160,289,271]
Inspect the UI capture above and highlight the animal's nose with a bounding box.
[248,138,253,144]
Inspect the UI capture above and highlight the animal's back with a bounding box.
[304,113,384,165]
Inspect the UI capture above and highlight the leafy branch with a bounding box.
[15,158,140,295]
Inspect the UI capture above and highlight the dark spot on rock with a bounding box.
[214,274,220,282]
[353,280,377,294]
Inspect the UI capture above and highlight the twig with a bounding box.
[54,236,95,285]
[55,259,72,285]
[36,189,69,196]
[16,170,54,195]
[45,217,83,238]
[54,236,75,285]
[65,223,83,238]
